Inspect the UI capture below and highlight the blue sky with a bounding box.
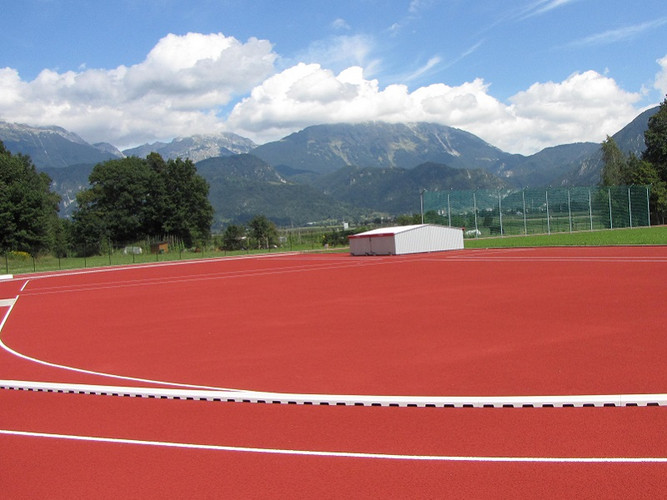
[1,0,666,154]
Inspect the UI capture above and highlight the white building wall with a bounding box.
[394,225,463,255]
[350,225,463,256]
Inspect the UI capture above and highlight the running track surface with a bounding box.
[1,247,665,498]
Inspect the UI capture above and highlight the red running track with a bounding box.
[0,247,665,498]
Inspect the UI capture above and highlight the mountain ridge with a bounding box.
[1,107,659,225]
[122,133,256,163]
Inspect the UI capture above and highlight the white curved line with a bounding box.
[0,295,245,393]
[2,295,666,406]
[3,380,666,408]
[1,429,665,462]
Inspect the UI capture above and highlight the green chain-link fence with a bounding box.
[423,185,651,237]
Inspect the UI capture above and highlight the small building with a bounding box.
[348,224,463,256]
[150,241,169,254]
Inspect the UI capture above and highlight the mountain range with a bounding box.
[0,107,658,227]
[123,133,256,163]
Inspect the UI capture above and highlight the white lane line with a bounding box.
[0,296,246,393]
[0,298,17,334]
[18,260,371,296]
[3,380,666,408]
[14,252,302,281]
[1,429,665,463]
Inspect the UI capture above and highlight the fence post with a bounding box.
[608,188,613,229]
[546,189,551,235]
[4,253,7,274]
[588,189,593,231]
[473,192,479,235]
[567,189,572,233]
[447,192,452,227]
[647,186,651,227]
[522,189,527,235]
[498,192,503,236]
[628,186,633,228]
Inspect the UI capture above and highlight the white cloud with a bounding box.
[227,63,642,154]
[0,32,277,147]
[0,30,657,155]
[654,55,667,97]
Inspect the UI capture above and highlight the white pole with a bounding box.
[420,189,425,224]
[588,189,593,231]
[522,189,527,235]
[568,189,572,233]
[628,186,633,228]
[447,193,451,227]
[498,192,503,236]
[546,189,551,235]
[473,192,479,236]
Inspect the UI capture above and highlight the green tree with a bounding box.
[643,96,667,180]
[0,141,60,255]
[641,96,667,223]
[600,136,629,186]
[162,157,213,247]
[395,214,421,225]
[221,224,246,251]
[248,215,279,249]
[72,153,214,252]
[71,187,108,256]
[82,156,155,243]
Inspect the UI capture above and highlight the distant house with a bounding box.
[348,224,463,256]
[150,241,169,254]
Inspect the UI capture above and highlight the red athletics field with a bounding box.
[0,246,665,498]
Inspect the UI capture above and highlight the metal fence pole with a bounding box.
[567,189,573,233]
[588,189,593,231]
[447,193,452,227]
[498,192,503,236]
[647,186,651,227]
[608,188,613,229]
[546,189,551,235]
[628,186,633,228]
[473,192,479,235]
[522,189,527,235]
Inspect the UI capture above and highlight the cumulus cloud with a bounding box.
[0,32,276,147]
[0,30,657,155]
[227,63,642,154]
[655,55,667,97]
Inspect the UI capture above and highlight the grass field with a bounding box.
[464,225,667,248]
[3,225,665,275]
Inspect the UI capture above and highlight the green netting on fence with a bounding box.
[423,186,651,237]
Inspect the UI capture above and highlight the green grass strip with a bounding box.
[464,226,667,249]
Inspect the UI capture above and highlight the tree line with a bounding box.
[2,97,666,258]
[600,96,667,224]
[71,153,213,255]
[219,215,279,251]
[1,147,215,257]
